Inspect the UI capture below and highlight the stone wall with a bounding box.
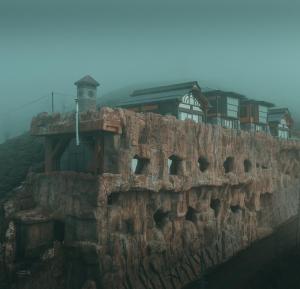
[1,108,300,289]
[94,109,300,289]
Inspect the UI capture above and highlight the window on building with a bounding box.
[223,119,233,129]
[240,106,247,117]
[180,94,202,109]
[256,125,262,132]
[278,129,289,139]
[179,103,190,109]
[227,97,238,118]
[178,93,203,123]
[193,106,202,112]
[179,111,202,123]
[179,112,187,120]
[88,90,94,98]
[258,105,268,124]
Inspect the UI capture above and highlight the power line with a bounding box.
[14,94,50,112]
[0,93,51,122]
[1,91,75,117]
[53,91,76,98]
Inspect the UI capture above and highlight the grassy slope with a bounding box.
[0,133,44,198]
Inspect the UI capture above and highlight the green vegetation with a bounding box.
[0,133,44,198]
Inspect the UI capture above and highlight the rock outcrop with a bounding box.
[1,108,300,289]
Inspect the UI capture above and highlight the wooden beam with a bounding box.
[44,136,71,172]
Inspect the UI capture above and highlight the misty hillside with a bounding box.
[0,133,44,199]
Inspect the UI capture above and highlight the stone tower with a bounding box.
[74,75,100,112]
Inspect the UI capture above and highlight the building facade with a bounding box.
[240,99,274,133]
[204,90,245,129]
[268,107,293,139]
[99,81,210,123]
[75,75,294,139]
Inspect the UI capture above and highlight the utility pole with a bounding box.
[51,92,54,113]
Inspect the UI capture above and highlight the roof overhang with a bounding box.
[241,99,275,107]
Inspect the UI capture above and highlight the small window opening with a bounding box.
[230,205,241,213]
[153,209,169,228]
[131,155,149,175]
[261,165,268,170]
[88,90,94,98]
[198,157,209,172]
[185,206,197,222]
[168,155,181,175]
[123,219,134,235]
[223,157,234,173]
[210,199,221,217]
[244,159,252,173]
[107,192,120,206]
[54,220,65,242]
[256,163,260,169]
[260,192,273,208]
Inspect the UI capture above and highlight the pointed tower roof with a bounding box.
[74,75,100,87]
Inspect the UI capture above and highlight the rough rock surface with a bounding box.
[1,108,300,289]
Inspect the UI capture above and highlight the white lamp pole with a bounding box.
[75,97,80,146]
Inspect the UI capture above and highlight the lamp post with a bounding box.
[75,97,80,146]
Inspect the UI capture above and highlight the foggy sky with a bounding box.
[0,0,299,142]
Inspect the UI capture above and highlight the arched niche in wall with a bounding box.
[244,159,252,173]
[223,157,234,173]
[168,155,182,175]
[185,206,198,223]
[210,198,221,218]
[198,156,209,172]
[131,155,150,175]
[153,208,169,229]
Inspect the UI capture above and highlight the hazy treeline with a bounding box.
[0,133,44,199]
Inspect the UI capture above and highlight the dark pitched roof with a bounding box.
[131,81,200,97]
[74,75,100,87]
[99,81,207,108]
[268,107,292,123]
[203,89,246,99]
[241,98,274,107]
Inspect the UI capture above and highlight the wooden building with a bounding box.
[268,107,293,139]
[203,90,245,129]
[240,99,274,133]
[99,81,210,123]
